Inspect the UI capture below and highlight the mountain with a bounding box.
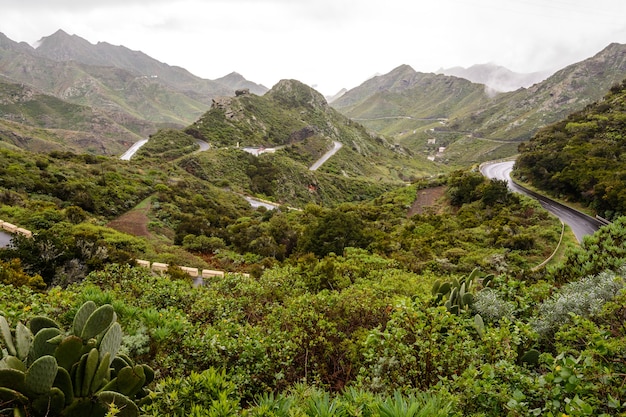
[146,79,438,206]
[0,77,147,154]
[325,88,348,103]
[458,43,626,140]
[332,64,487,119]
[34,30,267,99]
[213,72,268,96]
[437,63,551,92]
[0,30,267,154]
[331,43,626,166]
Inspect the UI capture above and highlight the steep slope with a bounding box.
[34,30,266,99]
[0,77,145,154]
[147,80,441,206]
[0,36,208,126]
[332,64,488,118]
[461,43,626,141]
[332,44,626,166]
[515,79,626,220]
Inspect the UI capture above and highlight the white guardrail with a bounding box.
[134,259,248,282]
[0,220,32,238]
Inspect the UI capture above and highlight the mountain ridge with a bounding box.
[331,42,626,165]
[437,63,551,92]
[33,29,268,97]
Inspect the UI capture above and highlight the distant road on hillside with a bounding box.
[120,139,209,160]
[309,141,343,171]
[120,139,149,160]
[481,160,604,242]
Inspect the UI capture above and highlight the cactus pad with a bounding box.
[24,355,58,395]
[99,322,122,365]
[80,304,115,340]
[30,327,62,364]
[81,348,99,397]
[72,301,97,337]
[28,316,60,335]
[55,335,84,372]
[1,356,26,372]
[15,322,32,361]
[0,368,26,392]
[97,390,140,417]
[0,315,16,357]
[53,366,74,406]
[91,352,111,394]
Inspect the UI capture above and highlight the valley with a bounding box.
[1,30,626,417]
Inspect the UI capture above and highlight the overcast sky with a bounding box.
[1,0,625,95]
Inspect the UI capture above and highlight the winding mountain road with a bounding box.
[309,141,343,171]
[481,160,604,242]
[120,139,209,160]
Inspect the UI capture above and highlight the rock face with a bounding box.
[210,96,241,120]
[288,126,318,143]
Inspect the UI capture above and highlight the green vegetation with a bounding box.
[2,44,626,416]
[134,129,199,161]
[332,45,626,167]
[0,300,153,416]
[0,214,625,415]
[516,79,626,219]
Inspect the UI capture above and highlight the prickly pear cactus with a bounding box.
[24,355,58,396]
[432,267,486,314]
[80,304,115,340]
[0,302,150,417]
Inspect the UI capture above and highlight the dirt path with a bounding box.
[106,198,152,237]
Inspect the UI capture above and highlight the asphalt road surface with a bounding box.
[0,231,12,247]
[309,141,343,171]
[481,160,604,242]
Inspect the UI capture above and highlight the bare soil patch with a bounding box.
[407,186,447,217]
[107,199,152,238]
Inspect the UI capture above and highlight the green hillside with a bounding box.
[173,79,441,203]
[515,78,626,220]
[4,136,626,416]
[332,43,626,167]
[0,79,145,154]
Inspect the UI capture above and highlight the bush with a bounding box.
[531,267,625,339]
[141,368,240,416]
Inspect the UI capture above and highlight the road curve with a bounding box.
[120,139,210,160]
[309,141,343,171]
[481,160,604,243]
[120,139,149,160]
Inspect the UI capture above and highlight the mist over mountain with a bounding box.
[437,63,552,92]
[331,42,626,165]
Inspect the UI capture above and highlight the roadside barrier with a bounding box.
[135,259,248,282]
[0,220,32,238]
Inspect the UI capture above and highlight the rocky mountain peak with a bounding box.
[267,79,328,109]
[34,29,94,61]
